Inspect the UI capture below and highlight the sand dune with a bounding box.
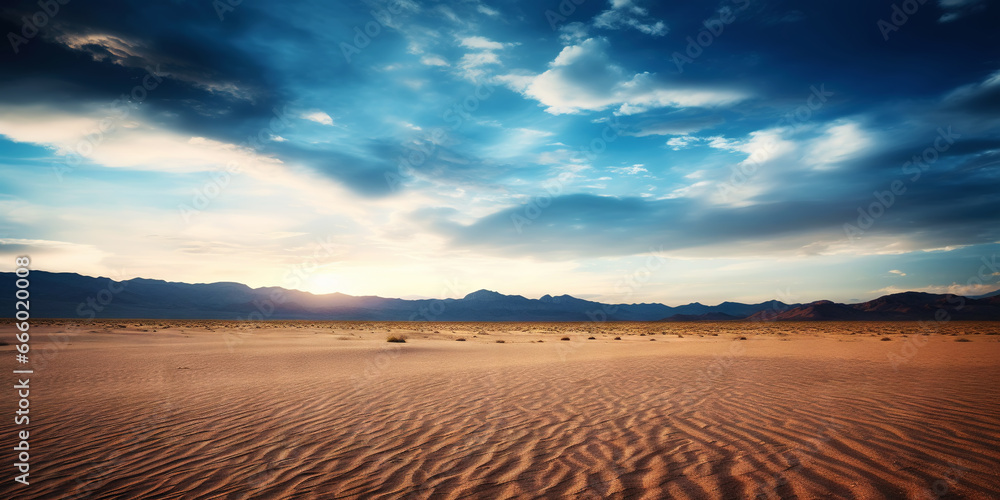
[1,321,998,499]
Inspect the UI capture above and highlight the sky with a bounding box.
[1,0,999,306]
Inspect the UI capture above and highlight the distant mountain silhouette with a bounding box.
[746,292,1000,321]
[659,312,743,322]
[2,271,997,321]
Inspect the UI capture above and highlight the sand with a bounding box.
[1,320,998,499]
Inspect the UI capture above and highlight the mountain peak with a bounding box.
[463,289,504,300]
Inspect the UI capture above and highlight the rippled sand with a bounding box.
[1,321,998,499]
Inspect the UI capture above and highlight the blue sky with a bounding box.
[1,0,999,305]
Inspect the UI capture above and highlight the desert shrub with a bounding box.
[495,340,505,343]
[650,338,656,341]
[640,333,646,336]
[560,337,570,341]
[677,334,684,338]
[614,337,621,340]
[455,338,466,341]
[880,337,891,341]
[386,335,407,343]
[587,336,596,340]
[956,338,972,342]
[739,336,748,340]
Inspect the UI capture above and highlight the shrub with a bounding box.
[587,336,596,340]
[561,337,570,341]
[455,338,466,341]
[650,338,656,341]
[613,336,621,340]
[386,335,407,343]
[880,337,891,341]
[738,336,748,340]
[956,338,972,342]
[495,340,505,343]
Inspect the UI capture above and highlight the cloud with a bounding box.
[459,36,505,50]
[624,115,724,137]
[455,35,512,80]
[421,191,1000,260]
[666,136,701,150]
[500,38,747,115]
[420,55,449,67]
[937,0,986,22]
[803,121,874,169]
[610,164,648,175]
[889,269,907,276]
[476,4,499,17]
[942,69,1000,115]
[302,111,334,126]
[558,22,589,43]
[873,283,999,297]
[53,31,250,100]
[0,105,285,174]
[593,0,668,36]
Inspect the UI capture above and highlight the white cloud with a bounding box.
[459,36,504,50]
[804,121,873,169]
[500,38,746,115]
[610,165,648,175]
[302,111,334,126]
[454,36,513,80]
[889,269,907,276]
[709,129,796,168]
[667,135,700,150]
[559,22,589,43]
[477,4,499,16]
[593,0,667,36]
[420,55,449,66]
[0,105,284,174]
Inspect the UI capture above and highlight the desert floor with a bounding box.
[1,320,999,499]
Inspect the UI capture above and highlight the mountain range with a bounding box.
[2,271,999,321]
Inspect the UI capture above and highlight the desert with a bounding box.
[1,320,997,499]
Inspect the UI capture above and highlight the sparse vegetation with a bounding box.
[455,338,466,341]
[614,337,621,340]
[587,336,596,340]
[956,338,972,342]
[386,335,407,343]
[495,340,505,343]
[561,337,570,341]
[880,337,892,341]
[739,336,748,340]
